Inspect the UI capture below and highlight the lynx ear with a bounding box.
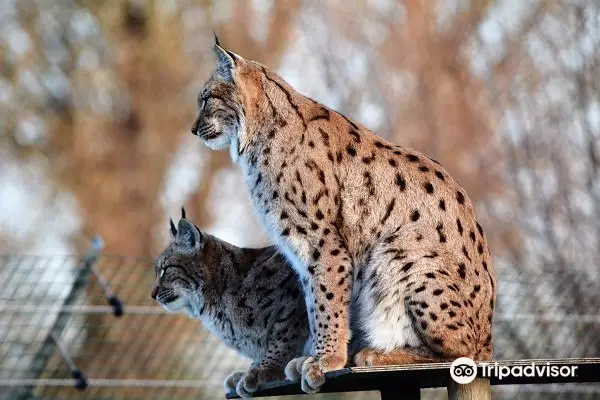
[213,37,242,81]
[181,206,186,220]
[176,218,201,252]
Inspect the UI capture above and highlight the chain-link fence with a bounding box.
[1,240,599,400]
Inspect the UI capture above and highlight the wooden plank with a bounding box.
[448,378,491,400]
[225,358,600,399]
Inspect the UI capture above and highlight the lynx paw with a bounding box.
[225,367,285,398]
[236,368,260,398]
[284,356,309,382]
[224,371,245,394]
[298,354,346,394]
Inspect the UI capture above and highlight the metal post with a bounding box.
[17,237,103,400]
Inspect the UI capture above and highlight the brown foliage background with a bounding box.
[1,0,599,399]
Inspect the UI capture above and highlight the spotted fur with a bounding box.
[151,211,308,397]
[191,39,497,393]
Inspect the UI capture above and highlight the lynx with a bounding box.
[151,209,308,397]
[191,38,496,393]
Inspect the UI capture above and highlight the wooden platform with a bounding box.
[226,358,600,399]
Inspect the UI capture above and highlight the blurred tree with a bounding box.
[1,0,599,399]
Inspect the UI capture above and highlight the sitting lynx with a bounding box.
[190,37,496,393]
[151,209,308,397]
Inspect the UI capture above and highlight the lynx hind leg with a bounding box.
[404,263,492,362]
[358,235,490,363]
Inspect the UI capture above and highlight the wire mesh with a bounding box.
[0,247,598,400]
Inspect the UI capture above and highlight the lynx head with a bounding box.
[151,208,205,316]
[191,35,267,157]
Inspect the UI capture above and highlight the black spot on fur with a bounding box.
[414,285,426,293]
[478,242,484,254]
[433,288,444,296]
[313,249,321,260]
[296,226,307,235]
[411,210,420,221]
[435,170,445,181]
[457,219,464,235]
[456,191,465,204]
[477,222,484,235]
[381,199,396,224]
[281,228,290,236]
[458,263,466,279]
[316,210,324,220]
[436,223,447,243]
[388,159,397,167]
[326,292,334,300]
[450,300,462,308]
[419,165,429,172]
[402,262,414,272]
[439,199,446,211]
[462,246,472,262]
[395,173,407,190]
[349,129,361,143]
[407,154,420,162]
[346,145,357,157]
[424,182,434,194]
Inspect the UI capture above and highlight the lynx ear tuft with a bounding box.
[169,218,177,238]
[213,31,220,47]
[181,206,187,220]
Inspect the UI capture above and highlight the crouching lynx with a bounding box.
[151,209,308,397]
[191,37,497,393]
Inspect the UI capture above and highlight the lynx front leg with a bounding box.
[288,234,353,393]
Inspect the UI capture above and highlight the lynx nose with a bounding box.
[191,117,200,135]
[151,286,159,300]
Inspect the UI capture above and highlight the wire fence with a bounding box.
[0,240,599,400]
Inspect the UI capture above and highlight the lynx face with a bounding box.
[190,44,245,151]
[151,219,205,317]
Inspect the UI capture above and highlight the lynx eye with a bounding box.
[199,95,209,111]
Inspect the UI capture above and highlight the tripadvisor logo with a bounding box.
[450,357,477,384]
[450,357,579,384]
